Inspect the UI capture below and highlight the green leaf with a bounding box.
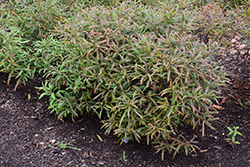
[237,132,244,137]
[227,127,233,132]
[39,92,49,99]
[51,93,56,100]
[247,7,250,17]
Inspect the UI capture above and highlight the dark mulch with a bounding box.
[0,35,250,167]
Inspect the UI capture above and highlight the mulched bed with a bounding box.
[0,35,250,167]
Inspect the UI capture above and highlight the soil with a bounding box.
[0,35,250,167]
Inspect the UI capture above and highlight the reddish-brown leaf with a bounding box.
[213,104,222,110]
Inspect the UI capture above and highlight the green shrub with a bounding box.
[35,1,227,159]
[0,25,37,90]
[0,0,70,89]
[1,0,250,159]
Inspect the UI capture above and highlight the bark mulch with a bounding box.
[0,35,250,166]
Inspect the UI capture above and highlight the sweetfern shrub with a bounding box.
[1,0,250,159]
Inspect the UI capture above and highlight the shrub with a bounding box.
[35,1,227,159]
[0,0,70,89]
[1,0,250,159]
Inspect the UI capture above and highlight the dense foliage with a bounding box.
[0,0,249,159]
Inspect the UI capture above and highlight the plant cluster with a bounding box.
[226,126,245,145]
[0,0,249,159]
[48,139,81,151]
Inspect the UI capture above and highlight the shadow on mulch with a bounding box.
[0,61,249,167]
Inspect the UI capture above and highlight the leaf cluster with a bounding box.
[226,126,245,145]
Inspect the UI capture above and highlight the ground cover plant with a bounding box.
[0,0,249,160]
